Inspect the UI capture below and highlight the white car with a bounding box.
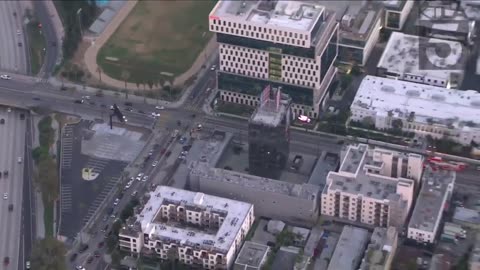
[16,30,21,35]
[113,198,120,206]
[25,261,30,269]
[210,65,216,71]
[152,161,158,167]
[17,157,22,163]
[142,176,149,182]
[155,106,164,110]
[0,74,11,80]
[3,193,7,200]
[151,112,160,118]
[7,108,12,113]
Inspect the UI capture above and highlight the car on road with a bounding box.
[8,204,13,212]
[181,151,189,155]
[3,193,7,200]
[151,112,160,117]
[124,182,132,190]
[7,108,11,113]
[152,161,158,167]
[74,100,83,104]
[124,102,133,107]
[25,261,30,269]
[18,42,22,47]
[113,198,120,206]
[142,175,149,182]
[155,106,164,110]
[16,30,21,35]
[18,157,22,163]
[20,113,25,120]
[32,97,41,101]
[94,251,101,258]
[0,119,4,124]
[82,96,91,100]
[3,257,9,266]
[206,87,211,92]
[89,101,96,106]
[3,170,8,177]
[76,266,85,270]
[165,151,172,157]
[79,244,89,253]
[132,191,138,197]
[97,241,104,248]
[0,74,11,80]
[100,104,107,108]
[110,212,117,219]
[210,65,216,71]
[70,253,78,262]
[138,110,145,114]
[125,107,133,112]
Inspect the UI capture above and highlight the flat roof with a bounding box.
[352,76,480,127]
[308,152,339,188]
[191,162,319,201]
[460,0,480,20]
[250,94,290,127]
[210,0,324,32]
[360,227,398,270]
[320,1,383,43]
[417,4,473,34]
[377,32,466,81]
[453,207,480,224]
[328,226,370,270]
[133,186,253,253]
[408,167,455,233]
[234,241,270,269]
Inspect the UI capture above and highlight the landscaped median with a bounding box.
[26,19,46,75]
[32,116,58,237]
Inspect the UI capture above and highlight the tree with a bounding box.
[37,157,59,203]
[340,74,352,90]
[391,119,403,130]
[31,237,67,270]
[361,116,375,128]
[106,235,117,253]
[121,70,130,99]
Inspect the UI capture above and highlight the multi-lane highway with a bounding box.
[0,1,27,73]
[0,108,26,270]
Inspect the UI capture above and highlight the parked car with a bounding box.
[70,253,78,262]
[79,244,89,253]
[113,198,120,206]
[0,119,4,124]
[0,74,11,80]
[8,204,13,212]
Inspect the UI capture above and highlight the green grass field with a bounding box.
[97,0,216,84]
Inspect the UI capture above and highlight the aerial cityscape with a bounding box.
[1,0,480,270]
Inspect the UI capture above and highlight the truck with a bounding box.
[443,223,466,239]
[440,233,458,244]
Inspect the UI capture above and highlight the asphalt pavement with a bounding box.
[32,1,59,77]
[0,108,27,270]
[0,1,27,74]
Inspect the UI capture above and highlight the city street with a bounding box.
[0,108,26,270]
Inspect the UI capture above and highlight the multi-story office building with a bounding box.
[322,1,383,66]
[209,0,339,118]
[407,167,455,244]
[118,186,254,270]
[189,161,321,226]
[383,0,414,30]
[321,144,421,228]
[248,87,291,179]
[359,227,398,270]
[377,32,467,89]
[350,76,480,146]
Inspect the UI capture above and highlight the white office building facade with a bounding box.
[209,0,338,118]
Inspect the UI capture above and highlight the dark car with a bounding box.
[3,257,9,265]
[20,114,25,120]
[32,97,41,101]
[69,253,77,262]
[3,170,8,177]
[138,110,145,114]
[125,107,133,112]
[94,251,100,258]
[97,241,104,248]
[51,41,57,47]
[74,100,83,104]
[89,101,96,106]
[165,151,172,157]
[100,104,107,108]
[17,42,22,47]
[79,244,89,253]
[124,102,133,107]
[8,204,13,212]
[0,119,4,124]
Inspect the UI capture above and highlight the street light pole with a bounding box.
[77,8,83,38]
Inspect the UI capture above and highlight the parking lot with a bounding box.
[58,120,148,240]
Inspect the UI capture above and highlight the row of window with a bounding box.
[221,57,266,68]
[211,19,308,46]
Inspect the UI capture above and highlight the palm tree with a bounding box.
[121,70,130,99]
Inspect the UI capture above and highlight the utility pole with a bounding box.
[77,8,83,38]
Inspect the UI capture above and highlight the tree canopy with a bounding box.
[31,237,67,270]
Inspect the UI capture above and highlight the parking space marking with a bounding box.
[84,157,109,173]
[61,125,75,169]
[61,185,73,213]
[81,175,122,225]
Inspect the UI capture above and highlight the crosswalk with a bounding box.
[60,184,73,213]
[82,175,122,225]
[61,125,74,169]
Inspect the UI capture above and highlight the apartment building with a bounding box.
[321,144,422,228]
[350,76,480,146]
[359,227,398,270]
[209,0,338,118]
[383,0,414,30]
[118,186,254,270]
[377,32,467,89]
[407,167,455,244]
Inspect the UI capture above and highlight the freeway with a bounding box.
[32,1,59,77]
[0,108,26,270]
[0,1,27,73]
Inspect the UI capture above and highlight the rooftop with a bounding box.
[328,226,370,270]
[124,186,253,253]
[416,3,475,34]
[320,1,383,43]
[382,0,408,11]
[377,32,466,82]
[308,152,339,188]
[359,227,398,270]
[408,167,455,233]
[460,0,480,20]
[234,241,270,269]
[191,161,319,202]
[325,144,416,202]
[453,207,480,225]
[210,0,324,32]
[352,75,480,127]
[250,91,291,127]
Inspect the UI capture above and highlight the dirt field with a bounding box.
[97,0,215,84]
